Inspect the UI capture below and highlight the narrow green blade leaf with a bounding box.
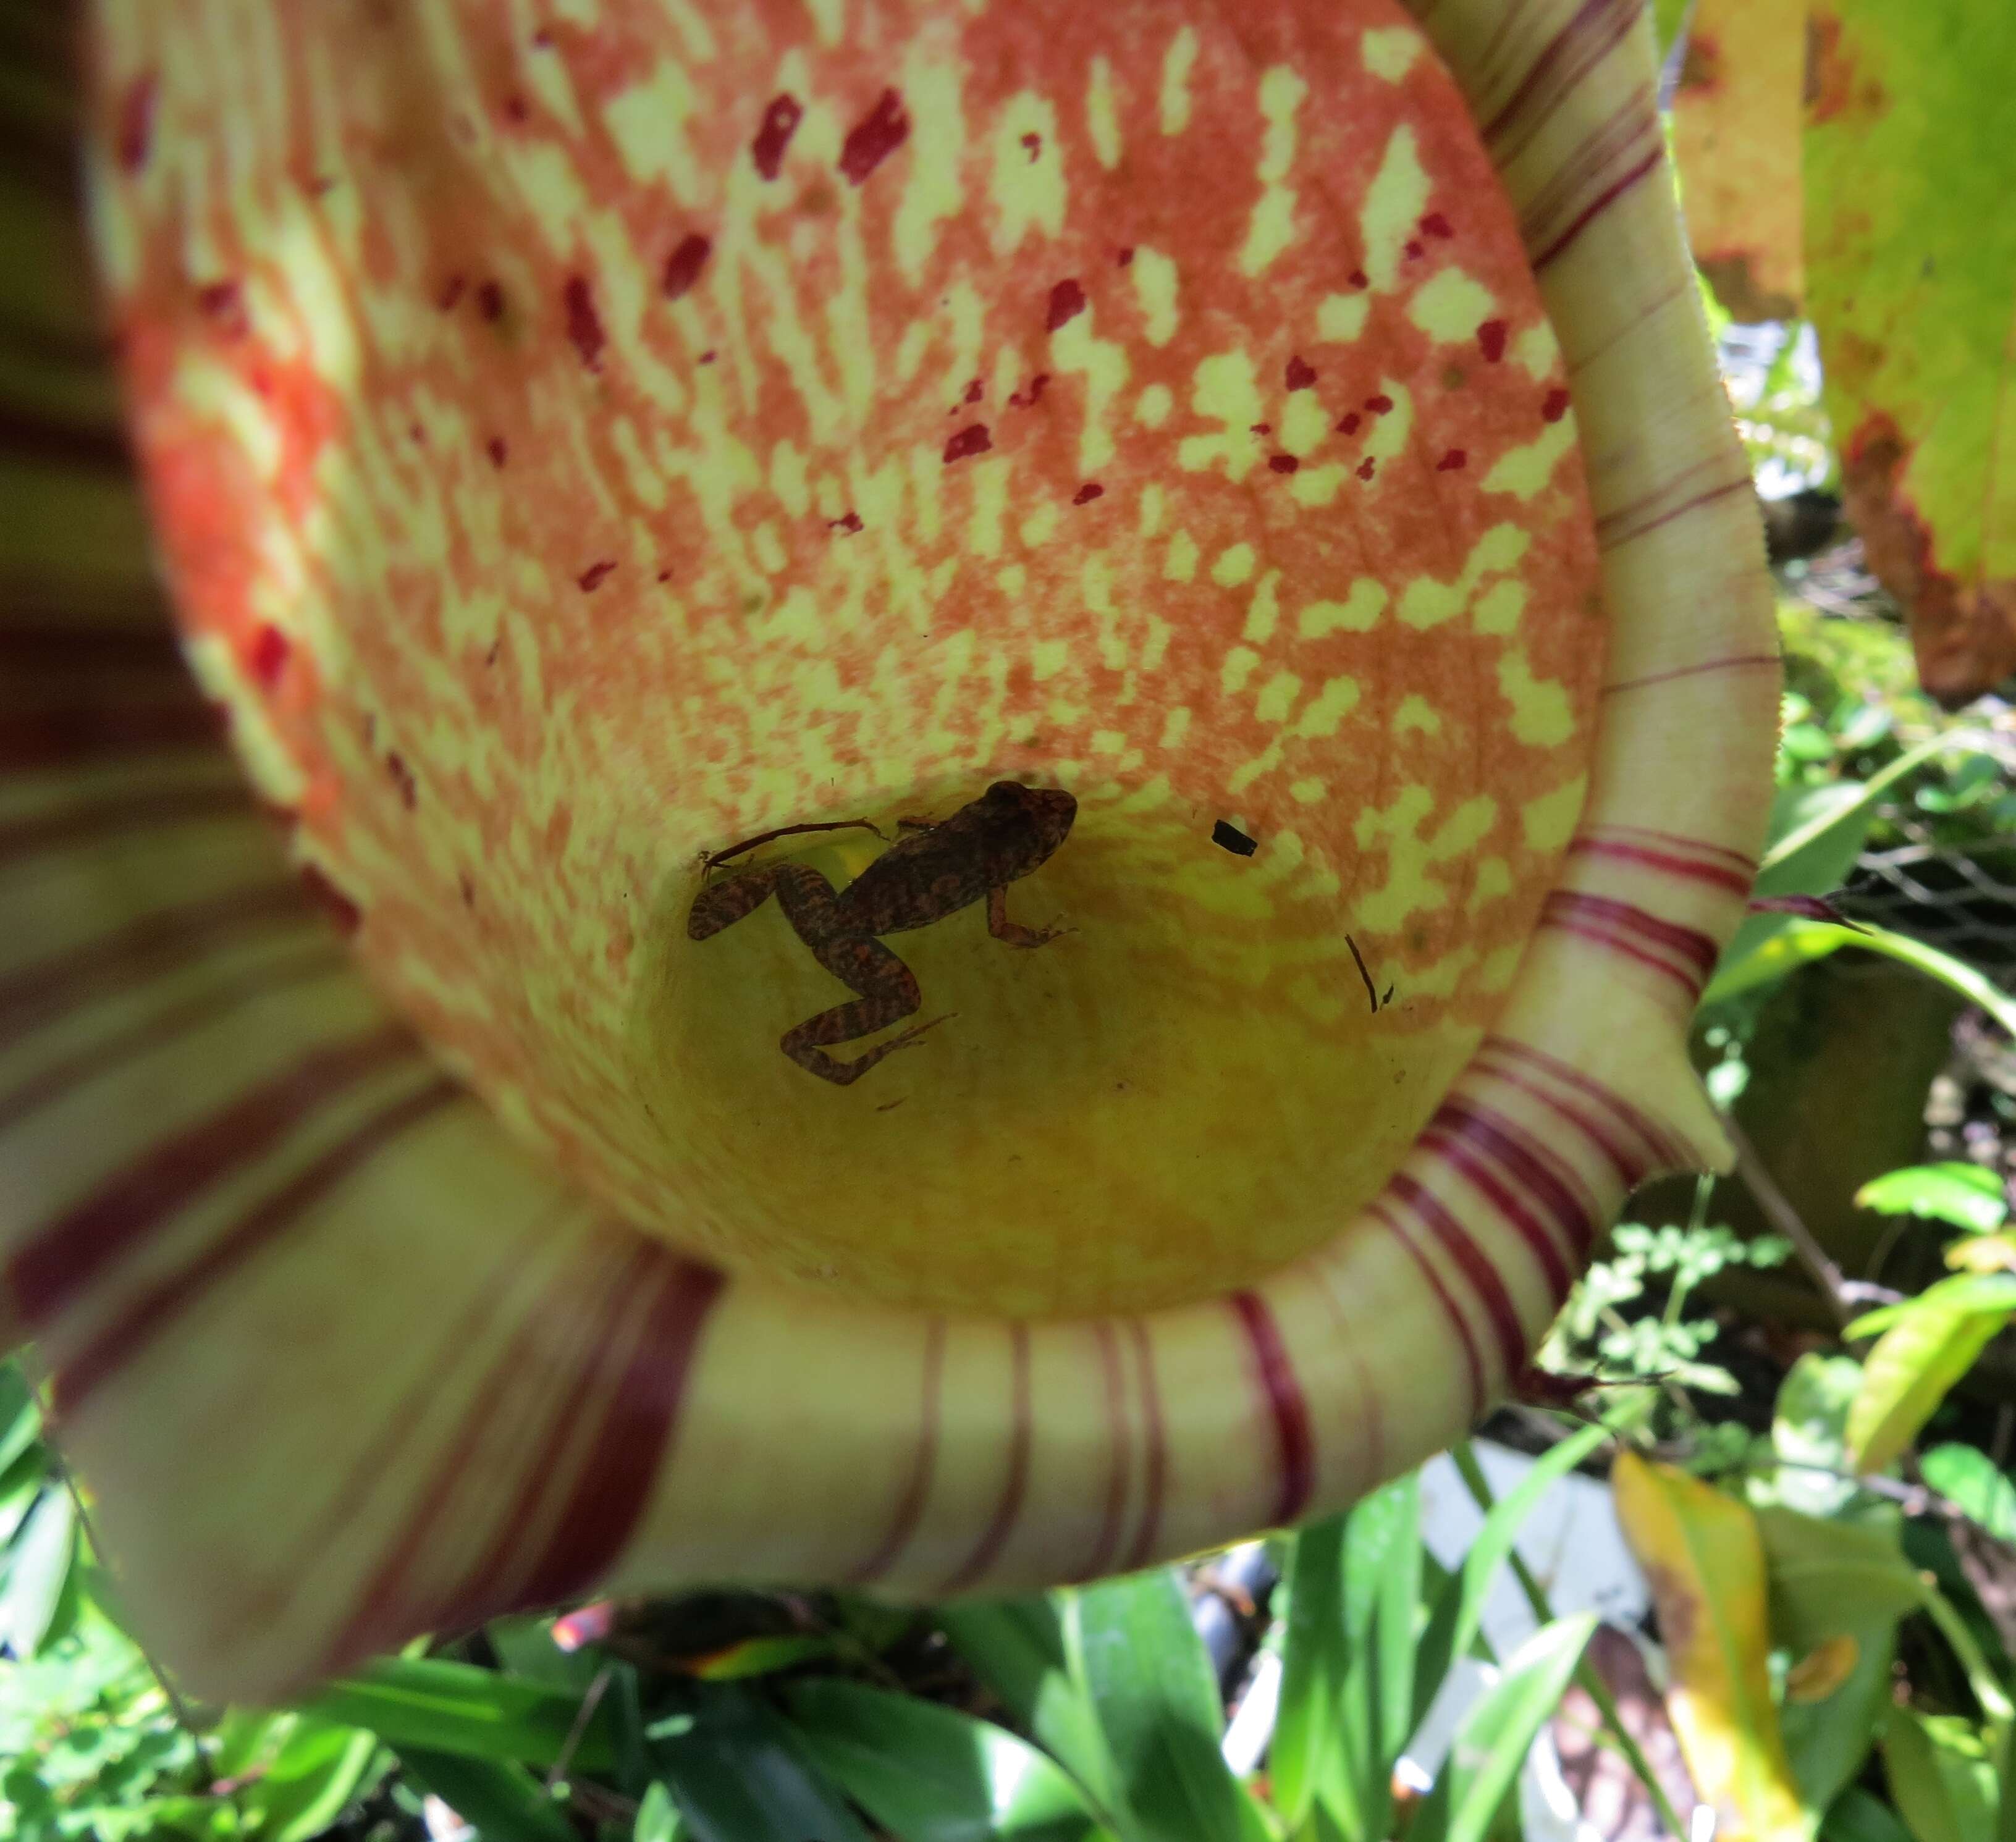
[1072,1570,1243,1842]
[1414,1425,1609,1734]
[247,1719,386,1842]
[293,1655,614,1772]
[940,1597,1120,1817]
[1335,1473,1422,1840]
[397,1747,576,1842]
[1272,1515,1347,1830]
[649,1683,872,1842]
[634,1781,685,1842]
[0,1487,75,1660]
[1847,1295,2015,1473]
[1414,1615,1598,1842]
[784,1677,1097,1842]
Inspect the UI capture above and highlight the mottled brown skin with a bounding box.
[689,781,1078,1084]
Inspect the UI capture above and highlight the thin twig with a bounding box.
[1723,1112,1854,1328]
[545,1664,612,1791]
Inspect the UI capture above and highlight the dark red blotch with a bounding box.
[753,94,803,180]
[839,90,909,185]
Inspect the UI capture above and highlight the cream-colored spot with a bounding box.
[1164,531,1199,581]
[967,459,1010,558]
[1498,650,1575,747]
[1136,382,1174,427]
[1281,392,1329,455]
[1178,348,1263,481]
[1478,941,1525,991]
[1229,741,1284,795]
[1092,728,1126,755]
[1521,773,1588,850]
[657,0,719,60]
[1362,25,1422,82]
[1031,638,1071,681]
[1053,310,1129,473]
[602,60,702,202]
[1242,571,1281,643]
[1290,777,1326,804]
[1160,27,1198,134]
[1292,675,1360,738]
[1159,705,1191,749]
[1364,380,1415,461]
[1132,246,1179,346]
[1087,56,1121,168]
[1299,580,1388,637]
[1398,523,1530,629]
[1256,670,1301,723]
[752,520,787,574]
[895,54,966,282]
[1393,693,1441,736]
[1514,322,1561,378]
[1137,483,1166,536]
[989,93,1065,254]
[1212,542,1256,587]
[1467,856,1513,911]
[1360,125,1430,290]
[1141,616,1172,670]
[1221,647,1260,695]
[1482,418,1577,500]
[1473,578,1527,636]
[997,563,1027,599]
[1290,465,1348,508]
[801,0,844,45]
[769,440,811,518]
[1241,65,1305,274]
[1407,268,1497,344]
[1020,502,1060,548]
[1317,292,1370,342]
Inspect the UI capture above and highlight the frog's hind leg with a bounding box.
[688,863,791,940]
[770,868,951,1085]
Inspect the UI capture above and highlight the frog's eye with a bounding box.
[984,779,1024,799]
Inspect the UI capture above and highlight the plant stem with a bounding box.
[1449,1443,1690,1842]
[1918,1580,2014,1742]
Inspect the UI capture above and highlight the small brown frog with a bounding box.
[688,780,1077,1084]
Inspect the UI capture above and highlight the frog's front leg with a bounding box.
[769,864,951,1085]
[984,885,1074,949]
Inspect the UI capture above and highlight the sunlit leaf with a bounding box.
[1856,1166,2009,1237]
[240,1718,386,1842]
[634,1781,684,1842]
[1881,1710,1997,1842]
[1669,0,1803,320]
[1920,1445,2016,1543]
[1336,1471,1422,1841]
[0,1487,75,1660]
[1945,1236,2016,1276]
[1844,1279,2016,1473]
[1272,1515,1348,1831]
[1611,1453,1806,1842]
[783,1678,1097,1842]
[1767,1353,1865,1517]
[1806,2,2016,705]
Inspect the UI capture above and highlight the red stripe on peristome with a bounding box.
[1542,890,1718,995]
[51,1079,462,1416]
[1602,652,1782,697]
[845,1317,946,1584]
[7,1021,419,1328]
[1478,1037,1682,1170]
[1369,1200,1486,1416]
[937,1324,1032,1594]
[1436,1096,1601,1256]
[1073,1318,1131,1582]
[1568,833,1754,896]
[496,1253,725,1617]
[1386,1173,1529,1384]
[1119,1317,1167,1572]
[1592,825,1755,872]
[1482,0,1642,158]
[1229,1290,1315,1527]
[1420,1116,1575,1305]
[1530,136,1661,272]
[1595,474,1752,553]
[0,881,308,1050]
[0,943,340,1133]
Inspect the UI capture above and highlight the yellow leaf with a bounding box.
[1945,1235,2016,1274]
[1612,1453,1808,1842]
[1785,1634,1860,1704]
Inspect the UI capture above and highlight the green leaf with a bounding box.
[939,1597,1120,1819]
[1882,1710,1998,1842]
[1845,1281,2016,1472]
[0,1486,75,1659]
[1857,1166,2010,1236]
[395,1747,576,1842]
[0,1363,43,1482]
[1413,1424,1610,1736]
[1411,1615,1598,1842]
[240,1718,384,1842]
[1768,1352,1865,1516]
[1805,1,2016,705]
[1336,1473,1421,1842]
[634,1781,683,1842]
[647,1683,871,1842]
[1921,1444,2016,1542]
[292,1655,614,1772]
[1071,1570,1244,1842]
[1826,1785,1918,1842]
[783,1678,1097,1842]
[1272,1515,1347,1831]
